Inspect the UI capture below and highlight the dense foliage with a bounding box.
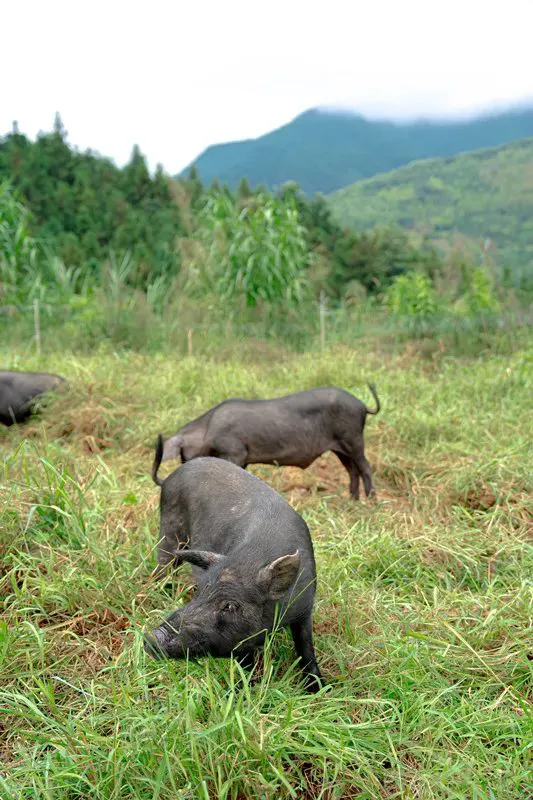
[0,119,450,307]
[0,117,183,283]
[179,106,533,194]
[0,119,527,357]
[329,137,533,284]
[186,188,310,308]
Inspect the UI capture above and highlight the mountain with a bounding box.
[328,137,533,278]
[177,106,533,195]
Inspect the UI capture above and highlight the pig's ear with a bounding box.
[257,551,300,600]
[173,549,224,570]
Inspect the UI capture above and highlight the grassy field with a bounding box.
[1,339,532,799]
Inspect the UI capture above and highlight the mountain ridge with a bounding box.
[327,136,533,279]
[178,105,533,195]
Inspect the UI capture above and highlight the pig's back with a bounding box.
[162,457,312,561]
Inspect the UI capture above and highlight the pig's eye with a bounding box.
[221,602,238,614]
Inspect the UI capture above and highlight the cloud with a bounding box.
[1,0,532,172]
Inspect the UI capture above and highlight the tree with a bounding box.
[53,112,66,139]
[0,181,39,302]
[237,177,252,199]
[122,145,151,205]
[184,166,203,209]
[330,226,434,296]
[0,122,183,287]
[191,190,310,309]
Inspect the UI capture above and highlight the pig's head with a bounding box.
[144,549,300,660]
[161,434,184,462]
[162,426,205,463]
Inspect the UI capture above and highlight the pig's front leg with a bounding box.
[290,615,323,693]
[235,650,256,671]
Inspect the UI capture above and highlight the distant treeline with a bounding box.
[1,117,447,303]
[0,116,182,283]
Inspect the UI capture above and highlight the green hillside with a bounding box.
[178,106,533,195]
[328,138,533,279]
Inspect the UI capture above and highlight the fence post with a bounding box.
[187,328,193,358]
[33,298,41,357]
[319,291,326,351]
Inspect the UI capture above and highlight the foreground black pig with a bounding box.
[144,434,323,692]
[0,370,67,426]
[161,384,381,499]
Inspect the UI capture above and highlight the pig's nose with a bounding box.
[143,630,167,659]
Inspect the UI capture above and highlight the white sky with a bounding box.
[2,0,533,173]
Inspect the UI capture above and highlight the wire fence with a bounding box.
[1,296,532,359]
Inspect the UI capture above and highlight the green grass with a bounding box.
[1,340,532,798]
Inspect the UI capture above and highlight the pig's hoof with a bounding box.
[235,651,256,671]
[304,672,324,693]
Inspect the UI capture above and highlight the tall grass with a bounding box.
[2,288,531,361]
[1,340,532,798]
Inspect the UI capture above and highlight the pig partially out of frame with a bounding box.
[161,384,381,500]
[0,370,67,426]
[144,435,323,692]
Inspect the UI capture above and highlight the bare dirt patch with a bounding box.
[462,485,497,511]
[253,453,354,502]
[252,452,410,514]
[105,493,157,534]
[313,617,342,637]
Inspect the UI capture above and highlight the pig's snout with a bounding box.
[143,628,168,660]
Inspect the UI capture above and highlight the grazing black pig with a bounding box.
[161,384,380,499]
[0,370,67,426]
[144,435,323,692]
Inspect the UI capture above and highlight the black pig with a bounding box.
[144,435,323,692]
[161,384,380,500]
[0,370,67,426]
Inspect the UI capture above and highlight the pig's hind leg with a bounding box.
[353,449,375,498]
[335,433,376,500]
[333,450,360,500]
[207,436,248,468]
